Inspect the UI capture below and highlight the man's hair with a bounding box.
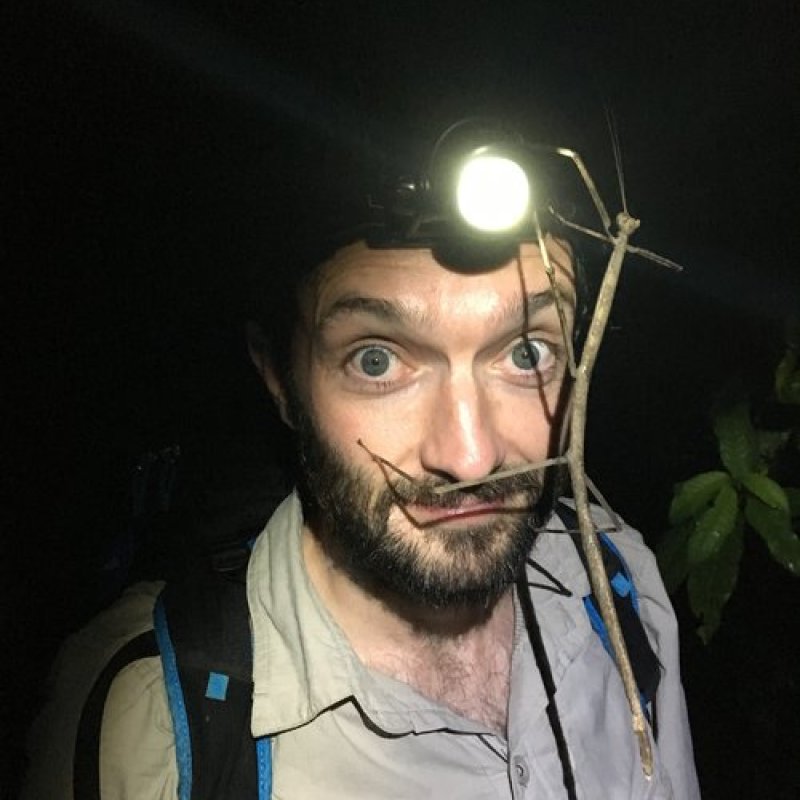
[243,128,388,382]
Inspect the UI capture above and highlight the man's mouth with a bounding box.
[402,497,526,527]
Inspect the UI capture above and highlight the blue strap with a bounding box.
[582,534,650,716]
[598,531,641,612]
[582,594,612,655]
[256,736,272,800]
[153,594,193,800]
[582,594,650,714]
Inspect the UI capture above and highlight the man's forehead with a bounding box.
[307,239,575,310]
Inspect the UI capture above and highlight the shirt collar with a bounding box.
[248,493,358,736]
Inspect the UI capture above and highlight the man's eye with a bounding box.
[509,338,551,371]
[353,346,394,378]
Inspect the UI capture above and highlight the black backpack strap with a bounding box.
[555,503,662,727]
[73,556,261,800]
[74,631,159,800]
[155,559,259,800]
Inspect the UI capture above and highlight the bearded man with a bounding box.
[22,121,700,800]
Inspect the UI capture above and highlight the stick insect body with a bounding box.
[360,142,682,779]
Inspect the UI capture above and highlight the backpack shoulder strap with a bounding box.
[155,556,261,800]
[554,502,662,726]
[74,631,159,800]
[73,553,266,800]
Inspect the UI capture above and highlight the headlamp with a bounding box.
[364,120,542,251]
[454,148,532,233]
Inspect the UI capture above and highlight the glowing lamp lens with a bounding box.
[455,154,531,233]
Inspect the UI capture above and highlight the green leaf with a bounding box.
[741,473,790,513]
[745,497,800,577]
[688,484,739,564]
[785,488,800,519]
[687,518,744,644]
[656,523,692,593]
[713,399,757,479]
[668,471,731,525]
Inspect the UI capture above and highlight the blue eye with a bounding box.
[510,339,544,370]
[357,347,392,377]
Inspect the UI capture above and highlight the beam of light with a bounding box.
[76,0,386,161]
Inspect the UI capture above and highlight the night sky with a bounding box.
[4,0,800,796]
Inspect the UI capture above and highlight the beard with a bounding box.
[288,392,550,613]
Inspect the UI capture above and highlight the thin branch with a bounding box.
[548,209,683,272]
[432,456,568,494]
[585,474,623,532]
[554,147,613,235]
[356,444,567,498]
[626,243,684,272]
[357,439,419,483]
[565,211,653,777]
[549,209,612,246]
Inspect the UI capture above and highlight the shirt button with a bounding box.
[513,756,530,787]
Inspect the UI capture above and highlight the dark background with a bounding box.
[3,0,799,796]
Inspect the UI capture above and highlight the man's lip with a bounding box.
[404,499,508,525]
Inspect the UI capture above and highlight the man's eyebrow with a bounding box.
[512,288,575,323]
[317,288,574,332]
[318,296,411,329]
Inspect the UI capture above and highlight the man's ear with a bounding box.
[246,321,295,429]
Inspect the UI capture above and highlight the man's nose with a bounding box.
[418,375,505,483]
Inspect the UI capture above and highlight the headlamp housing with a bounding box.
[361,120,546,253]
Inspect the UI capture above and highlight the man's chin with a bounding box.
[323,504,538,617]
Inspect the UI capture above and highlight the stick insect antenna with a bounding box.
[606,106,629,215]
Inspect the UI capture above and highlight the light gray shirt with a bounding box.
[23,493,700,799]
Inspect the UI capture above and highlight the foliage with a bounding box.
[657,343,800,643]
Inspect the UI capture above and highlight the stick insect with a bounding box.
[450,142,678,778]
[360,121,682,778]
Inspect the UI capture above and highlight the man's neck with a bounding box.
[301,526,516,733]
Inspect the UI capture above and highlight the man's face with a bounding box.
[280,240,575,609]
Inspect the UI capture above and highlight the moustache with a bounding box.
[386,470,543,509]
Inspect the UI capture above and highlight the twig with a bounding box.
[548,207,683,273]
[566,211,654,777]
[431,456,568,494]
[550,146,613,235]
[585,474,623,532]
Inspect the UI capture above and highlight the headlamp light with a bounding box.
[363,120,541,251]
[454,148,532,234]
